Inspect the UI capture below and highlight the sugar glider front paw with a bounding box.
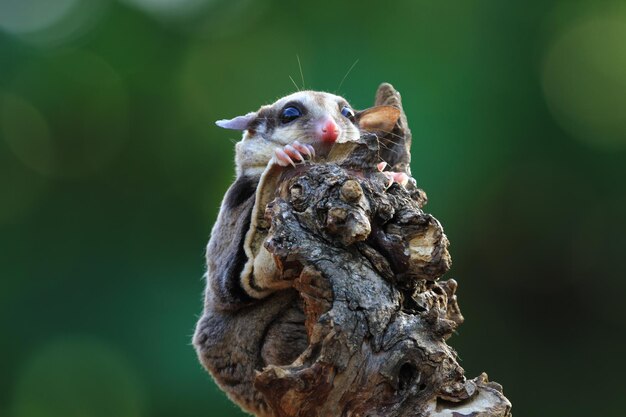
[377,162,409,188]
[272,141,315,167]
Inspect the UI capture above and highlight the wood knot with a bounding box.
[340,180,363,202]
[328,207,348,223]
[326,206,371,245]
[289,184,307,212]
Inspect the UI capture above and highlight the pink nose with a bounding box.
[320,120,339,143]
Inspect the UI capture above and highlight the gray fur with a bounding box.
[193,86,405,416]
[194,290,306,417]
[194,172,307,415]
[204,175,258,309]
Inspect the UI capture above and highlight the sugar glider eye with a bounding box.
[280,106,302,124]
[341,106,355,122]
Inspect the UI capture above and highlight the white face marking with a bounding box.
[256,91,360,146]
[235,91,361,177]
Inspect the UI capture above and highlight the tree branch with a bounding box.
[248,85,512,417]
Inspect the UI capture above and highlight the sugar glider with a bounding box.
[193,85,405,416]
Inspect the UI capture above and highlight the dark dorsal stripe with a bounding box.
[225,175,258,209]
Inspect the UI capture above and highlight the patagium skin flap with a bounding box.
[192,84,404,417]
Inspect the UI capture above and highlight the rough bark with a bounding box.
[246,85,512,417]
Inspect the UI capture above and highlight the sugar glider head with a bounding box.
[216,90,401,177]
[216,90,401,146]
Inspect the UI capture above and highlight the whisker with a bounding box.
[369,130,401,149]
[364,131,403,157]
[288,75,300,91]
[297,55,305,90]
[373,128,407,142]
[337,59,359,93]
[374,138,398,153]
[376,140,393,151]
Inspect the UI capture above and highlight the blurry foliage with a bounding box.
[1,0,625,416]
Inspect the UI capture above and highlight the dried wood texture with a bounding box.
[249,85,512,416]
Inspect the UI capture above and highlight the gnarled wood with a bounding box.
[248,93,511,416]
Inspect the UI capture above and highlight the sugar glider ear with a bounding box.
[356,105,401,133]
[215,112,257,130]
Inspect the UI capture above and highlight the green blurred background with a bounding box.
[1,0,625,416]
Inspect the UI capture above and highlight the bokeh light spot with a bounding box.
[542,15,626,150]
[12,337,145,417]
[0,0,105,47]
[119,0,216,19]
[0,0,79,34]
[1,94,54,175]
